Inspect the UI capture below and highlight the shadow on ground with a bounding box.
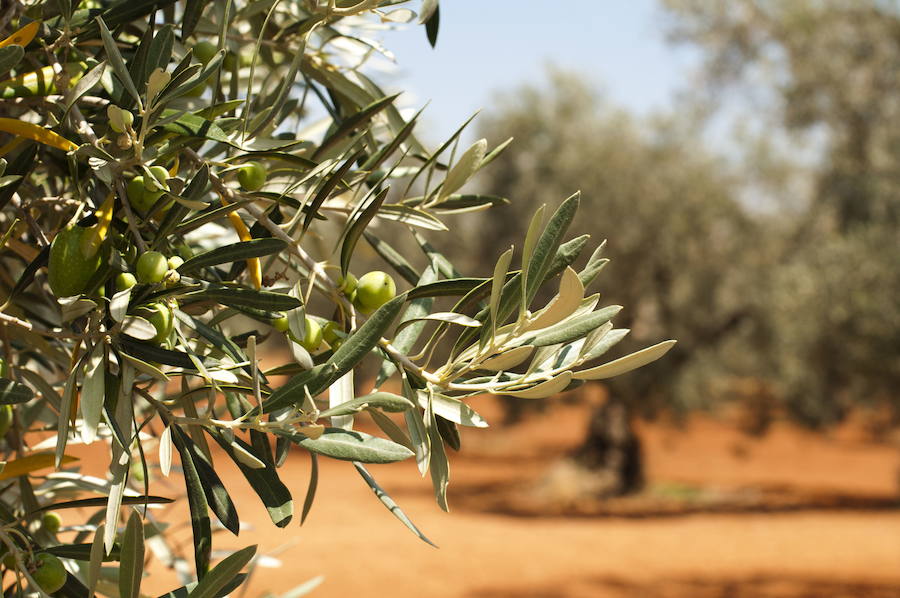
[466,574,900,598]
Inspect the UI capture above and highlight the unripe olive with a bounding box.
[237,162,267,192]
[289,316,322,351]
[41,512,62,534]
[193,41,218,66]
[272,315,289,333]
[0,357,8,378]
[30,553,66,594]
[136,251,168,284]
[47,226,103,298]
[137,302,174,344]
[222,51,238,70]
[354,271,396,314]
[322,320,346,347]
[144,165,170,192]
[167,255,184,270]
[176,244,194,260]
[127,176,164,214]
[107,105,134,133]
[115,272,137,291]
[0,405,13,439]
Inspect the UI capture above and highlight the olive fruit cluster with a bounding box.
[273,315,324,352]
[127,166,172,215]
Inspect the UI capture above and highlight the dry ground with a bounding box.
[59,390,900,597]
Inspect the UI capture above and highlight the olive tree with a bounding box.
[0,1,672,596]
[466,72,761,495]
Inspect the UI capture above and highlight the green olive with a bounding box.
[127,176,165,214]
[289,316,322,351]
[0,357,8,378]
[272,315,290,333]
[0,405,13,439]
[193,41,218,65]
[354,271,396,314]
[108,106,134,133]
[137,302,174,344]
[41,512,62,534]
[237,162,267,192]
[144,165,170,192]
[30,553,66,594]
[136,252,168,284]
[167,255,184,270]
[47,226,103,298]
[115,272,137,291]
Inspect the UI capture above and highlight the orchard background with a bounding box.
[0,1,898,597]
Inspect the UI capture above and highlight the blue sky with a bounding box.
[376,1,698,142]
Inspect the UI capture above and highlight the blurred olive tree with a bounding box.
[664,0,900,427]
[458,72,764,495]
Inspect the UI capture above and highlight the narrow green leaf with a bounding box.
[188,545,257,598]
[314,94,400,160]
[170,426,240,534]
[327,294,405,378]
[340,186,390,276]
[179,239,286,273]
[427,394,488,428]
[80,345,105,444]
[303,148,364,232]
[318,392,413,419]
[438,138,486,200]
[574,340,677,380]
[524,193,580,306]
[208,431,293,528]
[522,305,622,348]
[353,463,436,546]
[300,453,318,525]
[0,46,24,74]
[118,510,145,598]
[289,428,413,464]
[190,286,301,312]
[96,16,141,105]
[0,378,33,404]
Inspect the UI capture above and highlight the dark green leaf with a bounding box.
[159,112,231,144]
[188,545,256,598]
[0,46,24,74]
[119,510,144,598]
[208,431,292,528]
[0,378,33,404]
[300,453,317,525]
[340,186,389,276]
[31,495,173,513]
[424,3,440,48]
[303,148,364,232]
[190,285,301,311]
[45,543,120,561]
[406,278,487,300]
[314,94,400,160]
[179,239,287,273]
[170,426,240,535]
[182,0,206,39]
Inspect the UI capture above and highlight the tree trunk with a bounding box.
[572,396,644,496]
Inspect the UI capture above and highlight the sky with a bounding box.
[375,1,699,142]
